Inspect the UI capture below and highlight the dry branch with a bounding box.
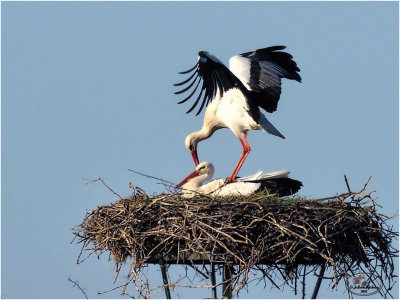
[68,277,88,299]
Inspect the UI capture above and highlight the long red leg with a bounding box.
[226,140,246,182]
[226,134,251,183]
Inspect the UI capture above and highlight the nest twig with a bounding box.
[73,177,397,298]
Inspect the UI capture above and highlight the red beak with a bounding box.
[191,150,199,166]
[176,169,199,188]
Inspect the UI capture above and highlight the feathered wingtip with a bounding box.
[174,63,200,104]
[174,62,209,116]
[241,45,302,83]
[174,49,244,116]
[177,64,198,75]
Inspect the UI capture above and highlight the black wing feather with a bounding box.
[195,91,209,116]
[261,177,303,196]
[178,64,197,74]
[233,45,301,113]
[186,88,204,114]
[175,51,244,115]
[176,78,201,104]
[174,70,198,86]
[174,74,199,94]
[246,177,302,196]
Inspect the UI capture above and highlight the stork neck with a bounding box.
[193,126,214,142]
[181,172,209,191]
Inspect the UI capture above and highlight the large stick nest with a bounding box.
[73,178,397,298]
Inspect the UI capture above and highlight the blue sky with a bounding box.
[2,1,398,299]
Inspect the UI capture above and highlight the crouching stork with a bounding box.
[176,162,302,198]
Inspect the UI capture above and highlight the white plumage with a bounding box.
[228,56,252,90]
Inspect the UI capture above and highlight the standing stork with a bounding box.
[175,46,301,183]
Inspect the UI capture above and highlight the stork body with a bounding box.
[176,162,302,198]
[175,46,301,182]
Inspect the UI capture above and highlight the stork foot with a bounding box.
[224,178,236,184]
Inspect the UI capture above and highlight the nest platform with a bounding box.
[73,181,397,298]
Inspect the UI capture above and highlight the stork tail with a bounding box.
[258,114,285,139]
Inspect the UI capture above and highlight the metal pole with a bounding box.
[159,259,171,299]
[222,264,233,299]
[311,264,326,299]
[210,262,217,299]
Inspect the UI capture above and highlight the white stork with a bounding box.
[176,162,302,198]
[175,46,301,183]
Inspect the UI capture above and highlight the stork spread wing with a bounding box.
[174,51,243,116]
[229,46,301,113]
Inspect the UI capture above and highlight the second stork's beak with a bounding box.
[191,150,200,166]
[176,169,199,188]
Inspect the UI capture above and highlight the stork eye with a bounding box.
[189,145,194,151]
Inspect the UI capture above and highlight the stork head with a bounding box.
[185,134,200,166]
[176,162,215,188]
